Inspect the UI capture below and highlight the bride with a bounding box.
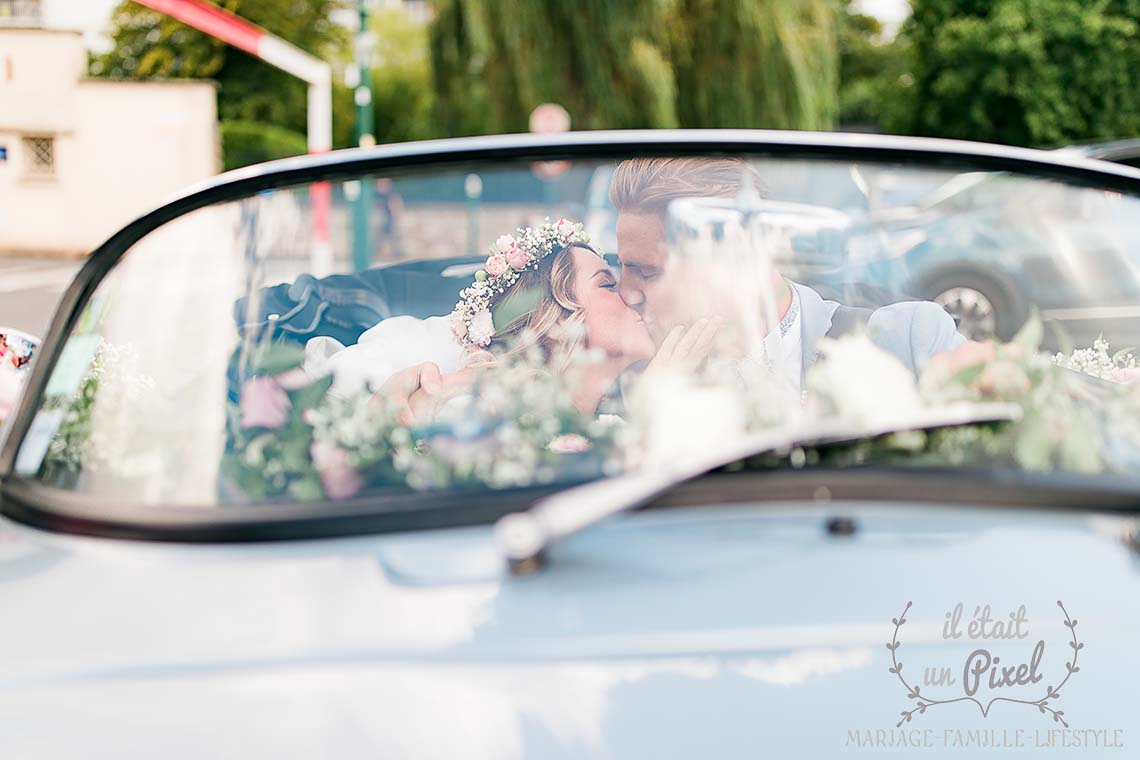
[304,219,702,423]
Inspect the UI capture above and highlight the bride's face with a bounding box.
[569,247,655,362]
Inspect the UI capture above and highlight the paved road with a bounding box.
[0,259,84,339]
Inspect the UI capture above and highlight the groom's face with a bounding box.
[616,212,697,344]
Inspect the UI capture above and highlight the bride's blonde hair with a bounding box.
[464,243,595,368]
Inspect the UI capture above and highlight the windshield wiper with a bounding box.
[494,402,1021,574]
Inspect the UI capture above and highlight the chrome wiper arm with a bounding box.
[494,402,1021,574]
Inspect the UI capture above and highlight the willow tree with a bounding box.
[430,0,838,134]
[429,0,678,135]
[669,0,839,130]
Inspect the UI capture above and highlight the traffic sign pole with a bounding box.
[351,0,376,272]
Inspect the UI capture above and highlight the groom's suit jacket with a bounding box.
[792,282,966,384]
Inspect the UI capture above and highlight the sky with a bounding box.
[48,0,913,52]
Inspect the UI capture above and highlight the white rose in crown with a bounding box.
[468,309,496,347]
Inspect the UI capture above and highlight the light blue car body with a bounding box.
[1,503,1138,758]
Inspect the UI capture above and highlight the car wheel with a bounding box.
[920,271,1026,341]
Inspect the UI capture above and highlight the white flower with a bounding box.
[468,309,495,346]
[807,333,923,424]
[629,368,747,469]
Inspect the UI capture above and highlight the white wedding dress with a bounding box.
[303,315,464,398]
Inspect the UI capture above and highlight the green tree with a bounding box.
[92,0,353,164]
[670,0,838,130]
[429,0,840,135]
[891,0,1140,146]
[837,0,908,131]
[368,7,442,143]
[428,0,678,135]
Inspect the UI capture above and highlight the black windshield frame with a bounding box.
[4,129,1140,541]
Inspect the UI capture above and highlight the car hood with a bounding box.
[1,501,1138,758]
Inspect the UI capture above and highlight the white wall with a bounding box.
[0,28,219,257]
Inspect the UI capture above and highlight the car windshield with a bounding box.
[10,150,1140,513]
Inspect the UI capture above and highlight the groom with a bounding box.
[387,156,968,413]
[608,156,966,389]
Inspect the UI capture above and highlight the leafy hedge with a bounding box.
[220,120,307,171]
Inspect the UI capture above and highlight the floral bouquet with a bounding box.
[40,339,157,487]
[0,330,38,424]
[222,335,625,501]
[803,314,1140,474]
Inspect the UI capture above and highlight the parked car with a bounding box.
[835,139,1140,343]
[3,131,1140,758]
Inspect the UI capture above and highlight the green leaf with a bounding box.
[288,374,335,415]
[1013,412,1052,471]
[248,341,306,376]
[1011,309,1044,354]
[287,475,325,501]
[1112,346,1136,363]
[1057,418,1103,474]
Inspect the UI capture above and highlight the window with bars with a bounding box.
[22,135,54,177]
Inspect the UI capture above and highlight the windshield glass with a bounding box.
[12,153,1140,510]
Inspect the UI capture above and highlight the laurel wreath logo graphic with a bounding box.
[888,600,1081,728]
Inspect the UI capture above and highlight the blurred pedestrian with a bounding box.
[374,177,405,262]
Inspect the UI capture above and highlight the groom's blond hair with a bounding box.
[609,157,766,215]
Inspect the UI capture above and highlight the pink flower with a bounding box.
[485,254,509,278]
[548,433,591,453]
[506,246,532,270]
[311,442,364,500]
[1110,367,1140,384]
[495,234,517,253]
[555,218,577,239]
[239,376,291,429]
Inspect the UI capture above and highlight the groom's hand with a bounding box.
[645,318,721,374]
[375,361,443,425]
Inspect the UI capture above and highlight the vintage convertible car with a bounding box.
[3,132,1140,758]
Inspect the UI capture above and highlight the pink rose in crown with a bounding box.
[239,375,291,429]
[495,234,517,253]
[311,441,365,500]
[485,254,509,278]
[506,246,531,270]
[555,218,577,240]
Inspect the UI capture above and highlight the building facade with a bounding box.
[0,9,219,257]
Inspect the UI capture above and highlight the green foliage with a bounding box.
[890,0,1140,146]
[219,120,307,171]
[837,0,909,130]
[429,0,841,134]
[368,8,443,142]
[670,0,838,130]
[429,0,680,135]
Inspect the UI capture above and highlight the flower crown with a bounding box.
[450,218,595,348]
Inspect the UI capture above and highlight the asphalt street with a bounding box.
[0,258,84,339]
